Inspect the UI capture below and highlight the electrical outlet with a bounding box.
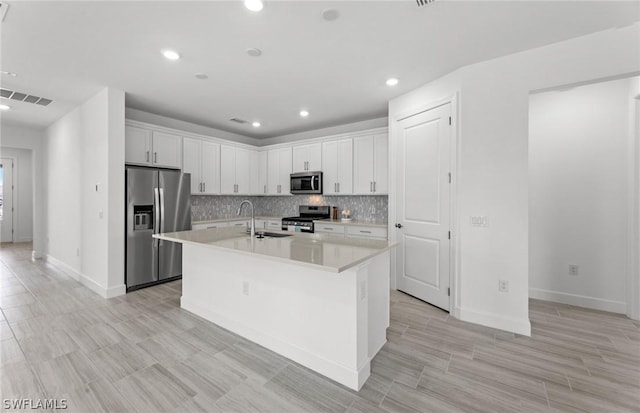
[498,280,509,292]
[242,281,250,296]
[470,216,489,227]
[569,265,579,276]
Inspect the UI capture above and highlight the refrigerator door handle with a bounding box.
[159,188,165,234]
[153,187,160,247]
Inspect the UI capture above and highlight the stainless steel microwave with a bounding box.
[290,172,323,194]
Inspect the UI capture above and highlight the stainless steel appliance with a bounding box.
[282,205,330,233]
[290,171,323,194]
[126,167,191,291]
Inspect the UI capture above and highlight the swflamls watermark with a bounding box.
[3,399,68,410]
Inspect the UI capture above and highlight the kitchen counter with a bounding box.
[155,227,395,390]
[155,227,396,273]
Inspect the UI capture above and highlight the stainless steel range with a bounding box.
[282,205,331,233]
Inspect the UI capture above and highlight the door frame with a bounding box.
[389,93,460,315]
[628,94,640,320]
[0,156,16,243]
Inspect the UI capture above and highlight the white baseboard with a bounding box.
[181,296,367,390]
[16,237,32,243]
[32,250,44,260]
[529,288,626,314]
[457,306,531,336]
[45,254,125,299]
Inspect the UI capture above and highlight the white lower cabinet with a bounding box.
[315,223,387,239]
[265,220,282,230]
[192,222,228,230]
[228,220,250,229]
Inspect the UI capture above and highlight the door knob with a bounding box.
[395,223,403,228]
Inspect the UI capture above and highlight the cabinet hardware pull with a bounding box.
[203,182,206,192]
[154,152,157,163]
[334,183,337,192]
[370,182,373,192]
[337,182,340,193]
[325,227,333,230]
[360,230,372,234]
[264,185,267,194]
[373,181,376,192]
[146,151,149,162]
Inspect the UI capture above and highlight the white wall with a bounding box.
[46,88,126,297]
[0,122,46,255]
[389,23,640,335]
[529,77,636,314]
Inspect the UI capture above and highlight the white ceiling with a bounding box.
[1,1,638,138]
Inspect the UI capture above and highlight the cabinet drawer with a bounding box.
[229,220,250,228]
[315,224,346,235]
[192,222,228,230]
[346,225,387,239]
[266,220,282,229]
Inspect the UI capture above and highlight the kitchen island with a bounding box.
[154,227,397,390]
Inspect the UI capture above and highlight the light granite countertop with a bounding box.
[154,227,397,273]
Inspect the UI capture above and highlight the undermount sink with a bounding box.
[258,231,292,238]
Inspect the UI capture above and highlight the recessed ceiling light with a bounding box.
[0,104,11,111]
[386,78,399,86]
[321,9,339,21]
[246,48,262,57]
[299,110,309,118]
[244,0,264,12]
[252,121,261,128]
[161,49,181,61]
[194,73,208,80]
[1,71,17,77]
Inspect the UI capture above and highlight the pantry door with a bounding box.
[395,103,452,311]
[0,158,14,243]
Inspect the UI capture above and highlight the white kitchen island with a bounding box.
[154,227,397,390]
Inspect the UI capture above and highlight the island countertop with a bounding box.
[154,227,397,273]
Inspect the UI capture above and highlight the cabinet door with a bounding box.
[373,134,388,194]
[292,146,307,173]
[306,143,322,171]
[183,138,202,194]
[322,141,339,195]
[220,145,236,194]
[258,151,268,195]
[201,141,220,194]
[353,136,375,194]
[278,147,292,194]
[267,149,279,194]
[125,125,151,165]
[152,131,182,169]
[337,138,353,194]
[234,148,251,195]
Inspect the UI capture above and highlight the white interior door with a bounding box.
[0,158,14,243]
[395,104,452,310]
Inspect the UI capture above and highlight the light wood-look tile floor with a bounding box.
[1,242,638,412]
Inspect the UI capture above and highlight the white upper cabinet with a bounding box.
[250,150,268,195]
[221,145,251,195]
[125,125,182,169]
[125,125,151,165]
[353,134,388,194]
[322,138,353,195]
[267,147,292,195]
[292,143,322,173]
[184,137,220,195]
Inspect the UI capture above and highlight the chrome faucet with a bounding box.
[237,200,255,238]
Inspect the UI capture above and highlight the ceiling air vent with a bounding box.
[229,118,249,125]
[416,0,436,7]
[0,88,54,106]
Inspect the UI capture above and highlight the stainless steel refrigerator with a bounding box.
[126,167,191,291]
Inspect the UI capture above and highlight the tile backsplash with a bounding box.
[191,195,388,223]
